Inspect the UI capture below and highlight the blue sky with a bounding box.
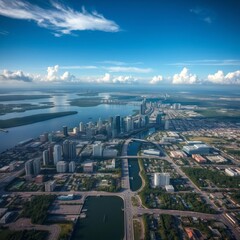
[0,0,240,85]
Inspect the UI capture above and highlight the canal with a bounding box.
[128,128,155,191]
[72,196,124,240]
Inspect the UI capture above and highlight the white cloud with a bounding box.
[208,70,240,84]
[96,73,137,84]
[172,67,198,84]
[149,75,163,84]
[0,69,34,82]
[0,0,120,36]
[45,65,75,82]
[105,66,152,73]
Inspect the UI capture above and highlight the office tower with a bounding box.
[43,150,49,166]
[63,140,69,159]
[53,144,62,165]
[44,132,49,141]
[79,122,85,132]
[114,115,121,135]
[93,143,103,157]
[69,141,76,160]
[154,173,170,187]
[69,161,76,173]
[106,124,112,137]
[173,103,181,110]
[86,127,93,139]
[63,126,68,136]
[33,158,41,175]
[56,161,68,173]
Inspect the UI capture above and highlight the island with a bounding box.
[0,111,78,128]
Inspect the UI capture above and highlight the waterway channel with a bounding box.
[128,128,155,191]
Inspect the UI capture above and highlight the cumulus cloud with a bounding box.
[172,67,198,84]
[96,73,137,84]
[149,75,163,84]
[0,0,119,36]
[45,65,75,82]
[0,69,34,82]
[208,70,240,84]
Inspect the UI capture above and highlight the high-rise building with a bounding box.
[93,143,103,157]
[63,126,68,137]
[97,118,103,130]
[56,161,68,173]
[63,140,69,159]
[33,158,41,175]
[43,150,49,166]
[69,161,76,173]
[73,127,79,134]
[144,115,149,126]
[140,98,147,115]
[69,141,76,160]
[25,160,33,177]
[48,133,53,142]
[79,122,85,132]
[53,145,62,165]
[114,115,121,135]
[154,173,170,187]
[126,116,133,132]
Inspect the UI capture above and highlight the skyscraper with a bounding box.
[63,126,68,137]
[33,158,41,175]
[114,115,121,135]
[53,145,62,165]
[43,150,49,166]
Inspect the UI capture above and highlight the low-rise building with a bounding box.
[45,180,56,192]
[83,162,94,173]
[192,154,207,163]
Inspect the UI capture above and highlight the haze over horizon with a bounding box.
[0,0,240,86]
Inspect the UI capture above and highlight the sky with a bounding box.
[0,0,240,86]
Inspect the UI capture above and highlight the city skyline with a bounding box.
[0,0,240,86]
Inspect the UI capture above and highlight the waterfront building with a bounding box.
[98,118,103,130]
[126,116,133,132]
